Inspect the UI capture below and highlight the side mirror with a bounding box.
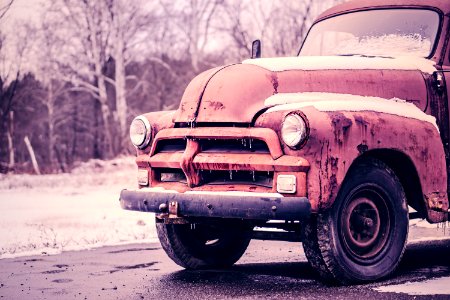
[251,40,261,59]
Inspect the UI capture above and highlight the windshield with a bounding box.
[299,9,440,58]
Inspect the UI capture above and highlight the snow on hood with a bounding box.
[242,56,437,74]
[265,92,438,130]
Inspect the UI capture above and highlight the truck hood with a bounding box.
[173,56,435,124]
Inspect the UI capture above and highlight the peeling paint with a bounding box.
[426,192,448,212]
[331,113,353,147]
[328,157,339,203]
[357,143,368,154]
[269,73,279,95]
[206,101,225,110]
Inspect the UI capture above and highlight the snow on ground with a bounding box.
[375,276,450,295]
[0,156,158,259]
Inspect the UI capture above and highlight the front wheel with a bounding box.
[156,220,252,269]
[303,158,408,284]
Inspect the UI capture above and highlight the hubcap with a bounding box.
[341,190,390,260]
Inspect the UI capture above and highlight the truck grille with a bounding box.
[155,138,270,154]
[152,138,273,188]
[200,170,273,187]
[156,168,273,188]
[146,127,291,190]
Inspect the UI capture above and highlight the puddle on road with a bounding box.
[25,258,45,262]
[53,264,69,269]
[108,247,160,254]
[42,269,66,274]
[52,278,73,283]
[109,261,159,273]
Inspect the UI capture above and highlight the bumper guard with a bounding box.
[120,189,311,221]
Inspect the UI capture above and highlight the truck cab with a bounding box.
[120,0,450,284]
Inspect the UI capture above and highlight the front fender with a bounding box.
[136,110,176,155]
[256,101,447,217]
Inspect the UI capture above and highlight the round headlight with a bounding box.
[281,113,308,149]
[129,116,151,148]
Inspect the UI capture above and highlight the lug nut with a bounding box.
[159,203,168,212]
[271,206,277,212]
[364,219,374,228]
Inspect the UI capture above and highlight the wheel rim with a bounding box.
[340,188,391,260]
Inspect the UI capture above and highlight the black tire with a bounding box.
[302,216,334,282]
[304,158,408,284]
[156,220,252,269]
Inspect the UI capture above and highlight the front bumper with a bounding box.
[120,188,311,221]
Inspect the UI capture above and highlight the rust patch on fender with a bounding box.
[357,143,368,154]
[424,192,448,224]
[205,100,225,110]
[269,73,279,95]
[317,140,329,206]
[328,157,339,204]
[425,192,448,212]
[354,115,369,140]
[330,113,352,147]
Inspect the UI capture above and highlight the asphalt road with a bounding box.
[1,226,450,300]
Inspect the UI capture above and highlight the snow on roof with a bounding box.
[242,56,437,74]
[265,92,438,130]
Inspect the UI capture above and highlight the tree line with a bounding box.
[0,0,341,174]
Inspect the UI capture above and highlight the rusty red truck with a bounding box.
[120,0,450,284]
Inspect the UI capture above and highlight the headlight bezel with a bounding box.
[129,115,152,149]
[281,111,309,149]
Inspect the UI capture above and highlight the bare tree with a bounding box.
[221,0,344,60]
[107,0,160,144]
[40,0,157,157]
[0,22,30,172]
[159,0,224,73]
[0,0,14,19]
[220,0,274,60]
[32,22,70,169]
[40,0,114,157]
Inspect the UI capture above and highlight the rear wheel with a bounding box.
[303,158,408,284]
[156,220,252,269]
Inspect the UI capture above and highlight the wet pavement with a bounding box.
[1,226,450,299]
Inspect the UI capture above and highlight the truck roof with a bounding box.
[318,0,450,21]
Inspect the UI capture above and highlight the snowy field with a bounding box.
[0,157,157,259]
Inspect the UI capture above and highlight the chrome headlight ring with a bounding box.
[129,115,152,149]
[281,112,309,149]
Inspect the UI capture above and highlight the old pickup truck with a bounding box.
[120,0,450,284]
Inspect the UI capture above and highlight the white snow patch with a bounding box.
[375,277,450,295]
[332,34,432,58]
[185,191,284,197]
[409,218,445,229]
[0,157,158,259]
[138,187,179,193]
[242,56,436,74]
[134,187,284,198]
[408,236,450,243]
[265,92,438,130]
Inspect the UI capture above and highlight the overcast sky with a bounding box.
[1,0,43,30]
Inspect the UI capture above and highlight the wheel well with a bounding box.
[351,149,426,218]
